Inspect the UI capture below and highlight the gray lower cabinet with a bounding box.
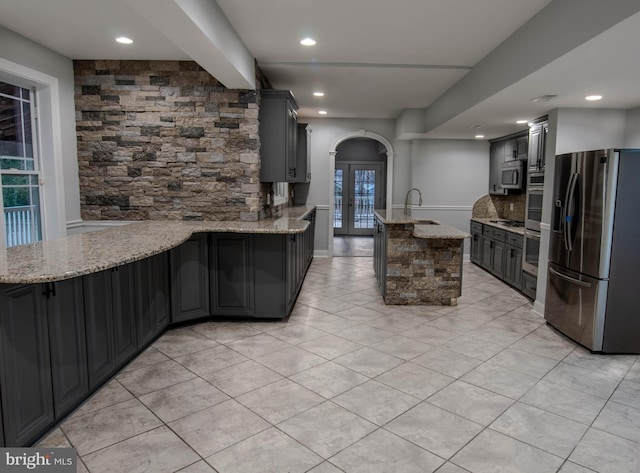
[47,279,89,418]
[373,216,387,297]
[470,221,482,264]
[210,234,255,316]
[171,234,211,322]
[83,271,117,389]
[136,253,170,346]
[0,284,55,447]
[111,264,138,365]
[504,233,523,290]
[480,226,506,278]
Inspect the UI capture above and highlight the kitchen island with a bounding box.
[374,209,469,306]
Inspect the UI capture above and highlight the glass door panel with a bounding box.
[349,167,377,234]
[334,168,344,231]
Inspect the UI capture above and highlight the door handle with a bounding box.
[549,266,592,288]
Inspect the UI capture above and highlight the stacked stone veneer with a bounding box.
[385,224,463,306]
[74,60,264,221]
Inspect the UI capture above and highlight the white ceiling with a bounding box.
[2,0,640,139]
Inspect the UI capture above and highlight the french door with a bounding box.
[334,163,384,236]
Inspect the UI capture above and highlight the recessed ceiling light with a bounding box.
[318,110,327,115]
[516,120,528,124]
[531,94,557,102]
[115,36,133,44]
[475,134,485,139]
[300,37,316,46]
[313,91,325,97]
[586,95,603,101]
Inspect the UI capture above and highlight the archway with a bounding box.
[328,129,394,257]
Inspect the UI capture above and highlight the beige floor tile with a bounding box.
[569,428,640,473]
[116,359,197,396]
[206,427,322,473]
[254,346,326,376]
[375,362,453,399]
[289,361,369,398]
[168,399,270,457]
[138,377,229,423]
[451,429,563,473]
[330,429,444,473]
[278,401,377,458]
[236,379,324,423]
[333,347,404,378]
[298,334,363,359]
[63,399,162,455]
[427,380,514,426]
[332,380,420,426]
[174,344,249,376]
[412,348,482,379]
[82,426,199,473]
[201,359,283,397]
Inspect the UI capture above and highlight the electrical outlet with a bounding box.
[509,203,514,211]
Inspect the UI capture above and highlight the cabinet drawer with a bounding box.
[482,226,495,238]
[470,221,482,234]
[491,228,506,242]
[506,232,523,248]
[522,272,537,299]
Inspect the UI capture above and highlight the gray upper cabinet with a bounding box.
[0,284,55,447]
[295,123,311,183]
[528,119,548,171]
[259,90,299,182]
[489,141,507,195]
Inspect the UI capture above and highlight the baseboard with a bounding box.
[533,300,545,318]
[314,250,329,258]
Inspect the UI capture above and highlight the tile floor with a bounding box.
[38,258,640,473]
[332,236,374,257]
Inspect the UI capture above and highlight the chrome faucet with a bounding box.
[404,188,423,217]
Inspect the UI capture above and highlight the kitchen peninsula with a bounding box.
[373,209,469,306]
[0,205,315,447]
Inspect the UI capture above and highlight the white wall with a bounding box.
[300,118,410,254]
[409,139,490,256]
[0,26,81,233]
[624,107,640,147]
[536,107,628,312]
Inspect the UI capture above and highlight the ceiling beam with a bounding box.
[125,0,255,89]
[424,0,640,134]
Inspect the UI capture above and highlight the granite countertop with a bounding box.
[0,205,316,284]
[471,217,526,236]
[374,209,469,240]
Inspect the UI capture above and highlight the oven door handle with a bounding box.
[549,266,592,288]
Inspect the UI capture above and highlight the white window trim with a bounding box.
[0,57,67,248]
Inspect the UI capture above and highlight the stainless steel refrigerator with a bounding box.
[545,148,640,353]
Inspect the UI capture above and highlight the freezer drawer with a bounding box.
[544,263,607,352]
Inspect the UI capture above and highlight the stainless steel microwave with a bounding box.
[501,160,524,189]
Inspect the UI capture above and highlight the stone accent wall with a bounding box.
[74,60,264,221]
[385,224,463,305]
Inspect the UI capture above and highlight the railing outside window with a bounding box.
[4,205,39,247]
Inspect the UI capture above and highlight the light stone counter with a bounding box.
[373,210,469,240]
[471,217,525,236]
[0,205,316,284]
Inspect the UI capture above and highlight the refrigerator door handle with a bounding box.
[549,266,592,288]
[566,172,579,252]
[563,172,577,251]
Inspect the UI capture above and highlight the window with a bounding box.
[0,80,42,247]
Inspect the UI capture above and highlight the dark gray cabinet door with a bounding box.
[83,271,116,389]
[211,234,254,316]
[0,284,55,446]
[489,141,507,195]
[171,234,211,322]
[481,237,493,270]
[492,239,506,278]
[111,264,138,365]
[137,253,170,346]
[47,278,89,418]
[259,90,298,182]
[0,401,4,447]
[504,244,523,289]
[295,123,311,182]
[373,218,387,297]
[253,234,287,318]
